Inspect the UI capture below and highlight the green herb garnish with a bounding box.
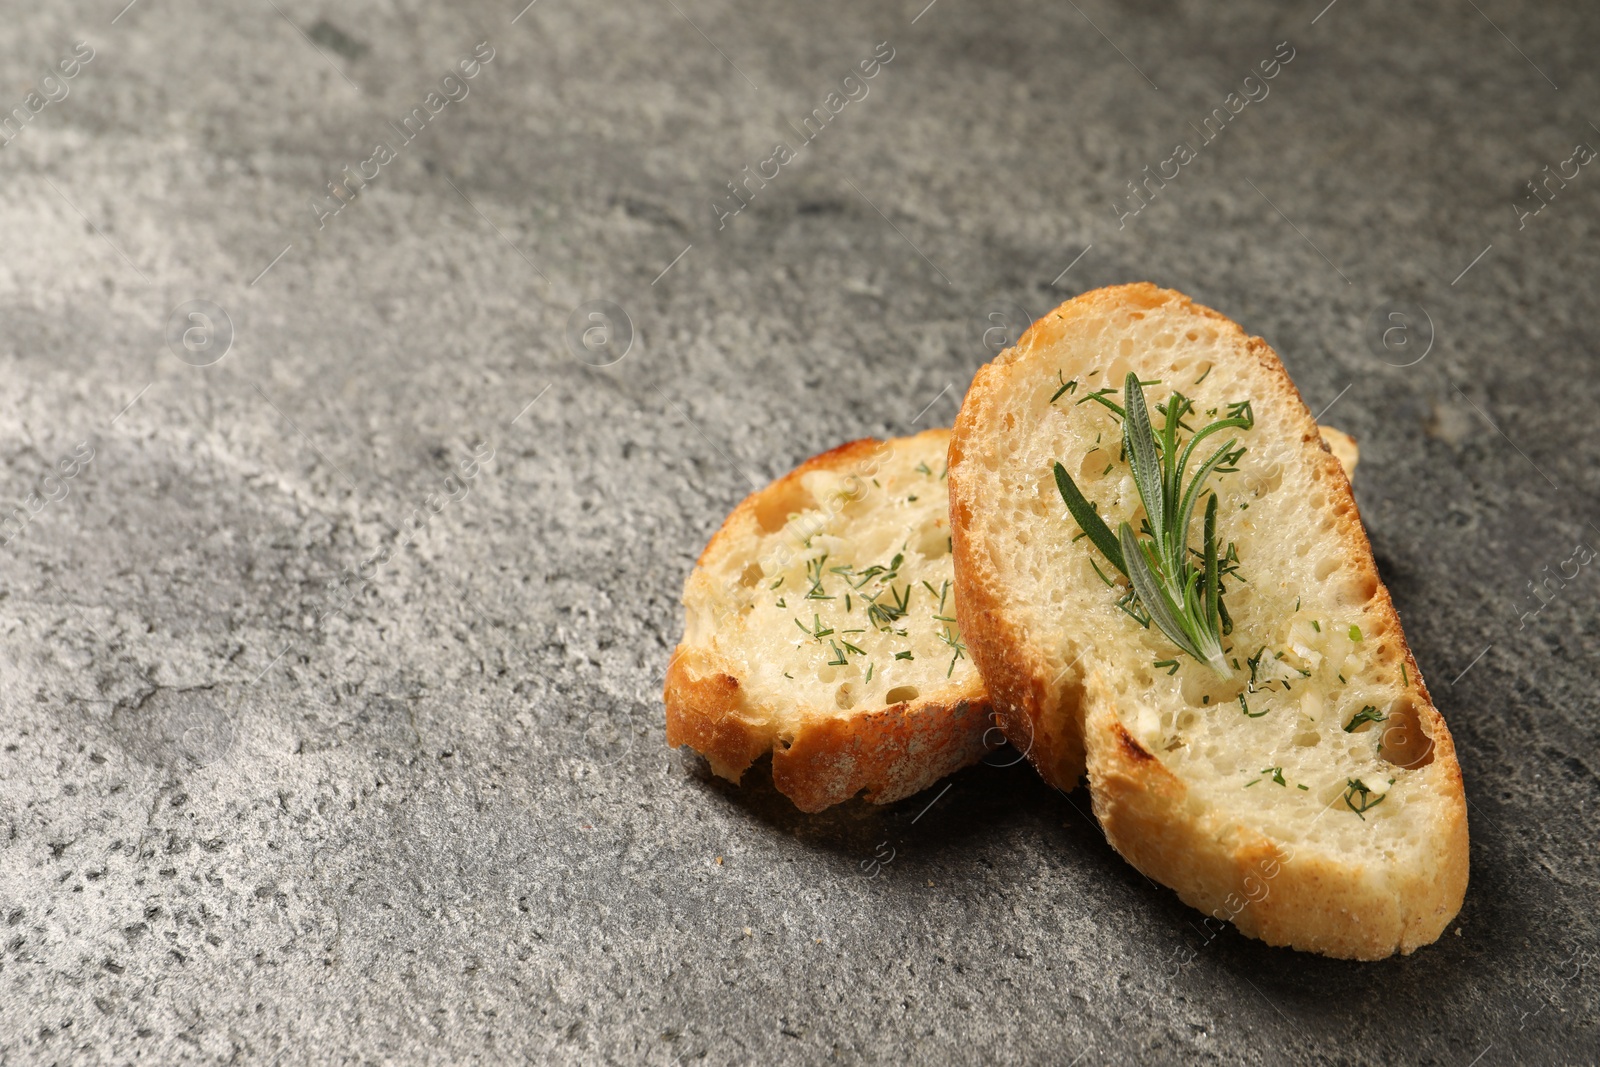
[1343,778,1386,819]
[866,583,911,631]
[1053,373,1252,676]
[1343,705,1387,732]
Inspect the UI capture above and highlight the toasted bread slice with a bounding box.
[1318,426,1359,475]
[948,283,1467,957]
[665,430,992,812]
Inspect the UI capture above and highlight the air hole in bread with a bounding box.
[1116,338,1134,357]
[1309,491,1326,510]
[884,685,920,705]
[1378,697,1435,768]
[913,523,950,558]
[753,483,813,533]
[740,562,764,587]
[1341,572,1379,604]
[1247,463,1283,499]
[1314,557,1340,580]
[1153,333,1175,349]
[836,683,857,710]
[1294,730,1321,747]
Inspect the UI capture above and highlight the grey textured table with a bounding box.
[2,0,1597,1063]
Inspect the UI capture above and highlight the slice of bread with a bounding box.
[665,429,993,812]
[948,283,1467,957]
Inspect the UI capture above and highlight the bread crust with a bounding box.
[949,283,1469,957]
[665,430,993,813]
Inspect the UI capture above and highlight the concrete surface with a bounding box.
[1,0,1597,1062]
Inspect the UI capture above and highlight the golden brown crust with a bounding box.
[950,282,1469,957]
[1318,425,1360,476]
[663,648,775,783]
[771,694,991,812]
[948,371,1090,790]
[665,430,994,812]
[1086,690,1469,959]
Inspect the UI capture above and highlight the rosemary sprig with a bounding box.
[1053,372,1253,676]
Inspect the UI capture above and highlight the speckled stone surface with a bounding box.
[1,0,1597,1062]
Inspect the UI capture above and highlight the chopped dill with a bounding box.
[895,650,914,661]
[796,614,834,641]
[1343,778,1386,819]
[1049,375,1079,404]
[1343,706,1387,732]
[1154,659,1180,675]
[867,583,912,630]
[1311,619,1321,632]
[805,556,834,600]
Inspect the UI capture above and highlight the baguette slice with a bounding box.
[948,283,1467,957]
[665,430,993,812]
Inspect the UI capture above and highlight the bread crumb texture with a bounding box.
[666,430,991,812]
